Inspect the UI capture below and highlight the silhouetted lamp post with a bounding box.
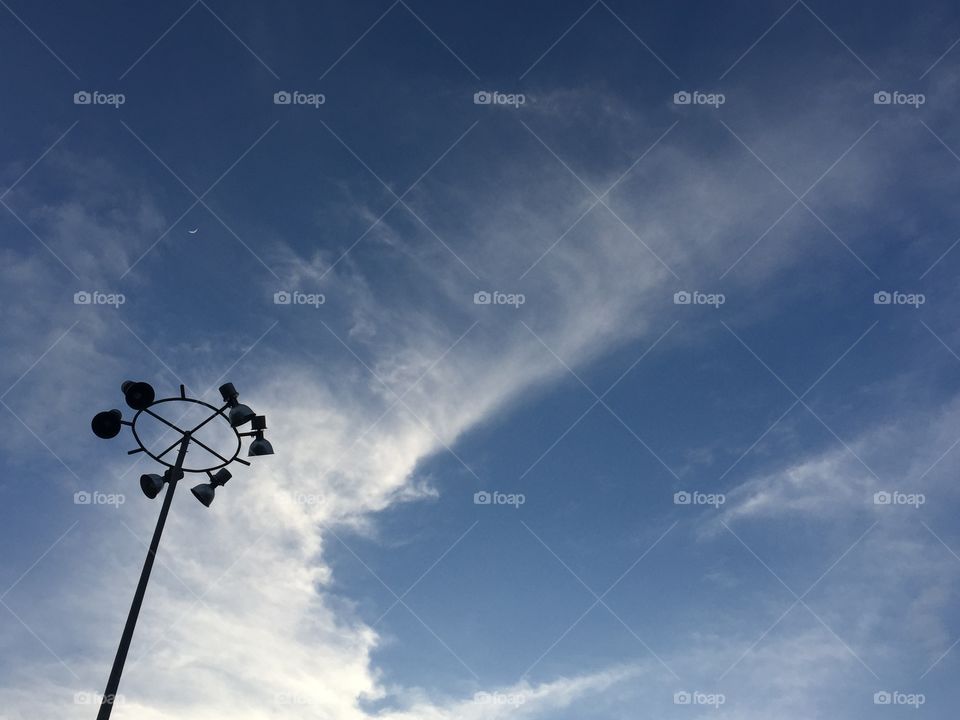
[90,380,274,719]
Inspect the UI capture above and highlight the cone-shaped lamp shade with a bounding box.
[228,403,256,427]
[122,381,155,410]
[139,473,165,499]
[191,483,215,507]
[92,409,123,439]
[248,434,274,456]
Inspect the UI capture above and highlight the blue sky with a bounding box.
[3,0,960,717]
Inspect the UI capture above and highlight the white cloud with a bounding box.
[719,445,879,523]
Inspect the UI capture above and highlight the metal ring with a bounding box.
[130,397,242,473]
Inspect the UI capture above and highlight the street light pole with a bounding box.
[90,381,274,719]
[96,435,188,720]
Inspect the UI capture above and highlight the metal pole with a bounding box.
[96,434,190,720]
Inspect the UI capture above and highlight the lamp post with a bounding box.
[90,380,274,719]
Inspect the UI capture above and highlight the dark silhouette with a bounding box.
[90,381,274,720]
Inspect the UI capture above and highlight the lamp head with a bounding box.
[91,409,123,439]
[190,483,216,507]
[139,473,165,499]
[248,434,274,457]
[122,381,155,410]
[191,468,231,508]
[219,383,255,426]
[228,403,256,427]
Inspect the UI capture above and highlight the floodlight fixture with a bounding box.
[245,415,274,456]
[121,381,155,410]
[219,382,256,426]
[92,409,124,439]
[139,473,165,499]
[190,468,232,507]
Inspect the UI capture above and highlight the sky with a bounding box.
[2,0,960,717]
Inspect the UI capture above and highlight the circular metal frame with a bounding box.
[130,397,242,473]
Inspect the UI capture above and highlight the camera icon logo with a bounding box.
[274,290,292,305]
[74,491,92,504]
[874,691,892,705]
[873,91,891,105]
[873,291,891,305]
[474,91,492,105]
[274,91,292,105]
[74,291,92,305]
[673,691,692,705]
[673,290,691,305]
[673,91,691,105]
[74,91,92,105]
[474,491,492,505]
[873,491,892,505]
[674,491,691,505]
[474,291,492,305]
